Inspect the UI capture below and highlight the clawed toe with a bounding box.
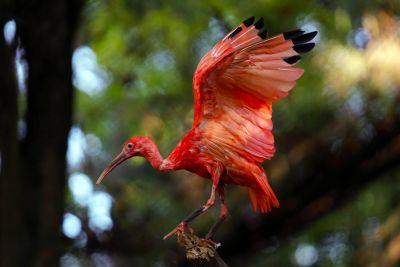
[163,222,192,240]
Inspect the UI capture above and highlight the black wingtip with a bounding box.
[243,16,255,27]
[283,29,305,40]
[292,31,318,45]
[293,43,315,54]
[254,17,264,30]
[283,55,301,64]
[257,30,267,40]
[228,26,243,38]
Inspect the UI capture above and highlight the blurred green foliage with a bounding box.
[64,0,400,266]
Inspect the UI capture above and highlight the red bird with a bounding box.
[97,16,317,241]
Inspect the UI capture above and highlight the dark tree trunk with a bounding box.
[0,17,24,267]
[0,0,82,266]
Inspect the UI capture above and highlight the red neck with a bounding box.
[141,139,164,170]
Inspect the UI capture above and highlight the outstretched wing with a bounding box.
[192,17,317,163]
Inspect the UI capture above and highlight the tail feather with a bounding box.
[248,169,279,213]
[248,187,279,213]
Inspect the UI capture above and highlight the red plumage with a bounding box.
[97,16,317,240]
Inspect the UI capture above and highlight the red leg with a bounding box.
[205,185,229,240]
[163,164,222,240]
[163,185,216,240]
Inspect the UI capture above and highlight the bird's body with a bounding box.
[97,16,317,240]
[162,127,278,212]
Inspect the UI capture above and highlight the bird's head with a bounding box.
[96,136,151,184]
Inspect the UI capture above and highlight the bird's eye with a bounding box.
[127,143,133,149]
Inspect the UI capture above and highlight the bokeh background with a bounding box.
[1,0,400,266]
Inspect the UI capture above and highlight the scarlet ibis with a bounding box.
[97,16,317,241]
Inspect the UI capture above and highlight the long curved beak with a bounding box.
[96,151,128,184]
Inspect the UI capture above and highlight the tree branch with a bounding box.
[176,227,229,267]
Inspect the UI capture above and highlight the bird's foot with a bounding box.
[163,222,193,240]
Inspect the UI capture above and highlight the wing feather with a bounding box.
[192,18,317,165]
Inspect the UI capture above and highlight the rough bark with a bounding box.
[176,228,229,267]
